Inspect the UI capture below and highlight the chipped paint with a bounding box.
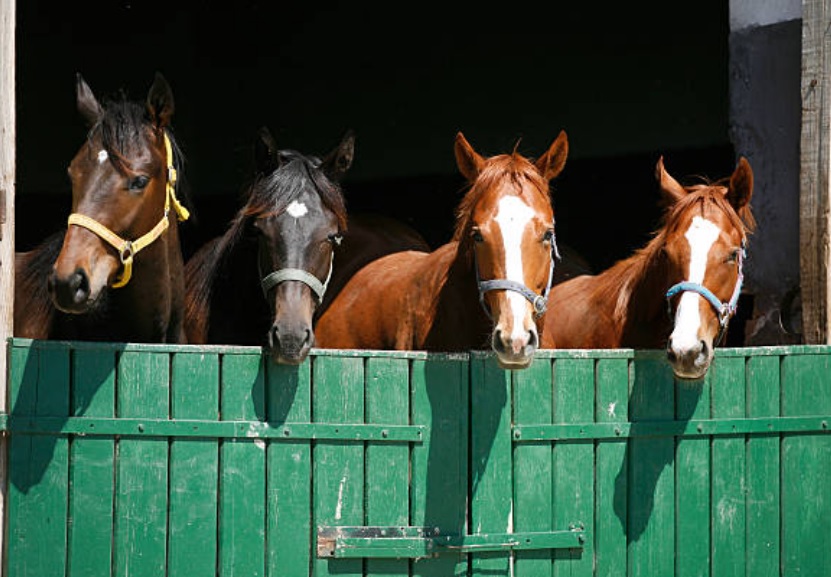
[335,475,347,520]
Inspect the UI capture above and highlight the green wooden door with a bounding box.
[3,339,831,576]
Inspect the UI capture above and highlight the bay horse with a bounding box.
[315,131,569,370]
[184,128,430,365]
[541,156,755,380]
[14,73,191,343]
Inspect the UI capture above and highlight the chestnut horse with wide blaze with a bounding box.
[315,131,569,370]
[14,73,190,342]
[542,156,755,380]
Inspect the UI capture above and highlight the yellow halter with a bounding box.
[66,132,190,288]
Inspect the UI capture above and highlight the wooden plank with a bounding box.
[627,355,675,577]
[267,360,312,577]
[68,347,116,577]
[411,356,468,577]
[710,357,747,577]
[781,352,831,574]
[800,0,831,343]
[513,357,554,577]
[6,343,70,577]
[469,357,513,576]
[168,351,220,577]
[218,352,266,577]
[674,367,711,577]
[365,356,411,577]
[551,357,594,577]
[594,358,630,577]
[113,351,170,577]
[312,355,364,577]
[745,354,780,577]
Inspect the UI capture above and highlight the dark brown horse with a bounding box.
[542,156,755,380]
[184,128,430,365]
[15,73,191,343]
[315,131,569,370]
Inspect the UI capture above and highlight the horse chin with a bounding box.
[494,351,535,371]
[668,354,712,382]
[270,349,309,366]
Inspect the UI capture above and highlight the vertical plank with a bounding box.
[365,356,411,577]
[781,352,831,574]
[594,357,630,577]
[470,356,513,576]
[799,0,831,343]
[168,351,220,577]
[113,350,170,577]
[0,0,16,567]
[6,342,70,577]
[745,354,780,577]
[552,356,594,577]
[627,355,675,577]
[675,368,710,577]
[411,355,468,577]
[68,347,116,577]
[710,356,747,577]
[219,352,266,577]
[313,355,364,577]
[513,356,554,577]
[267,360,312,577]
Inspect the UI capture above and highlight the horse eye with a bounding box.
[471,228,484,243]
[726,248,741,264]
[128,175,150,191]
[542,229,555,243]
[328,233,343,246]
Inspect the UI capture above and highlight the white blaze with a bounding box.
[494,196,535,339]
[671,215,719,348]
[287,200,308,218]
[97,150,108,164]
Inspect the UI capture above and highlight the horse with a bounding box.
[14,72,191,343]
[541,156,756,380]
[183,127,430,365]
[315,130,569,370]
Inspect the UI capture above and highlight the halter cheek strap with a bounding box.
[476,233,560,319]
[665,241,746,345]
[66,132,190,289]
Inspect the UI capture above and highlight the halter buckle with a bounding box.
[119,241,135,265]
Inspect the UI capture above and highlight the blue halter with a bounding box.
[665,241,746,345]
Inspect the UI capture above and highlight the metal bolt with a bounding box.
[138,424,145,433]
[381,429,389,438]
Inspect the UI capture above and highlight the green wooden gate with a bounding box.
[3,338,830,576]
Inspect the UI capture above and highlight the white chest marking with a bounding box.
[672,216,720,347]
[494,196,535,337]
[286,200,308,218]
[97,150,108,164]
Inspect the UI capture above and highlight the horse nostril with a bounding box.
[527,329,538,348]
[269,326,280,350]
[700,340,709,357]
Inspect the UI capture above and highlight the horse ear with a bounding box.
[254,126,280,175]
[76,73,102,127]
[455,132,485,182]
[535,130,569,181]
[656,156,687,203]
[727,156,754,210]
[146,72,175,129]
[321,130,355,180]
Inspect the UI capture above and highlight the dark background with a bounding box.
[16,1,733,272]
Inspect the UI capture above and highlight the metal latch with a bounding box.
[317,525,585,558]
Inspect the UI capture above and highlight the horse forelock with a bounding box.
[451,154,549,262]
[242,153,347,231]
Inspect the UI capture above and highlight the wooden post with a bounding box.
[0,0,13,573]
[800,0,831,343]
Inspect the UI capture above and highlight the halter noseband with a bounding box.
[260,237,339,304]
[665,240,746,345]
[475,234,560,320]
[66,132,190,289]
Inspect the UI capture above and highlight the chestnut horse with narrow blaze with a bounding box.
[542,157,755,380]
[315,131,569,370]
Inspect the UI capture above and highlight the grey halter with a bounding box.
[475,233,560,319]
[261,250,335,304]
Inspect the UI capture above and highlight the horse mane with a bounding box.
[604,179,756,325]
[451,152,550,262]
[15,231,64,334]
[185,150,348,334]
